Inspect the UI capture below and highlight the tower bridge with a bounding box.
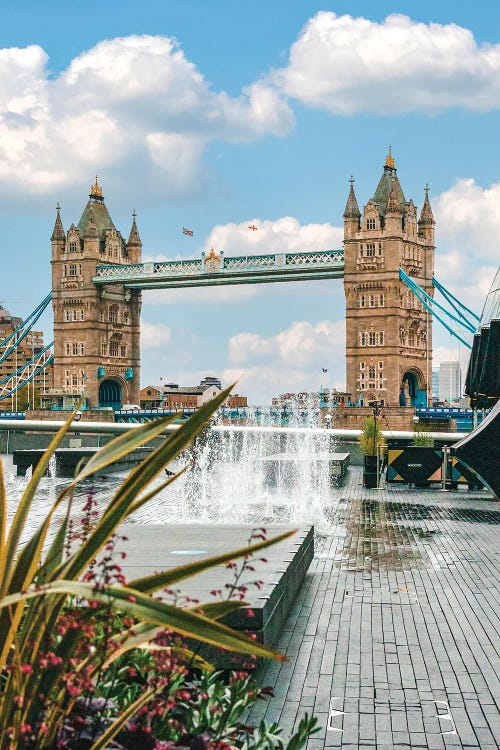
[93,248,345,289]
[43,151,436,413]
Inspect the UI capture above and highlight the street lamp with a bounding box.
[368,400,384,488]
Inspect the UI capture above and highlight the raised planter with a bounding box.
[387,446,442,487]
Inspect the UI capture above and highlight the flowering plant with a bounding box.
[0,390,317,748]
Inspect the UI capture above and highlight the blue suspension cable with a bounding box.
[0,355,54,402]
[399,268,476,333]
[0,341,53,386]
[432,276,480,325]
[0,293,52,365]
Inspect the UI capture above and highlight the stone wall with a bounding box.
[322,406,417,432]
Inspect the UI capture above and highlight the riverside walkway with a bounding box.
[248,467,499,750]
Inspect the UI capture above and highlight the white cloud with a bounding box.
[140,320,172,349]
[229,319,345,368]
[207,216,343,256]
[434,178,500,312]
[271,12,500,114]
[0,35,293,195]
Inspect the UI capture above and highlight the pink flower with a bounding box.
[20,664,33,674]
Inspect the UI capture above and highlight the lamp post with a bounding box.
[369,400,383,489]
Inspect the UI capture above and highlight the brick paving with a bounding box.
[247,467,500,749]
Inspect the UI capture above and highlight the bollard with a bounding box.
[440,445,450,491]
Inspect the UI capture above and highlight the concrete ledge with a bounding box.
[12,446,152,477]
[118,523,314,666]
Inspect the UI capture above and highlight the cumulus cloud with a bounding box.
[270,12,500,114]
[229,319,345,368]
[140,320,172,349]
[0,35,293,195]
[207,216,343,256]
[434,179,500,311]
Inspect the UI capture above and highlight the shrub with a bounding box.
[358,416,386,456]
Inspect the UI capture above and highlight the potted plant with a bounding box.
[359,416,386,488]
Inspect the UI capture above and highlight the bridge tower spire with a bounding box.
[343,150,434,408]
[49,179,142,412]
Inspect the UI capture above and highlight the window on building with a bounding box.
[101,342,107,356]
[366,244,375,257]
[378,331,384,345]
[109,306,119,324]
[369,294,375,307]
[367,218,376,230]
[369,331,376,346]
[123,311,130,325]
[360,361,365,370]
[69,241,78,253]
[408,334,415,347]
[360,332,367,346]
[72,343,78,356]
[99,310,104,322]
[65,342,71,356]
[79,343,85,355]
[72,374,78,386]
[80,309,85,321]
[69,264,77,277]
[109,341,119,357]
[120,345,126,358]
[378,361,384,369]
[378,243,383,256]
[369,366,376,380]
[359,295,366,308]
[379,294,384,307]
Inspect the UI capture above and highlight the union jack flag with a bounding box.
[248,224,258,231]
[182,227,193,236]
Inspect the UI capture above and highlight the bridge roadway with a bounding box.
[92,249,345,289]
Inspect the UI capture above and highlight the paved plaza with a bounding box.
[247,467,500,749]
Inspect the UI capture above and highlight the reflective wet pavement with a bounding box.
[247,467,500,749]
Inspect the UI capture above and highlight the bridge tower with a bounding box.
[343,150,435,408]
[50,178,141,411]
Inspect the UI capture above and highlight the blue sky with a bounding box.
[2,0,499,402]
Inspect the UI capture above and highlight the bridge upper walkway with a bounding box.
[93,249,345,289]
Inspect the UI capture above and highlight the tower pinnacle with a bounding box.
[89,176,104,203]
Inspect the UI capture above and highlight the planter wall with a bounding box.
[387,447,442,486]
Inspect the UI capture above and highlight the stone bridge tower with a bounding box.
[343,150,435,408]
[50,178,141,411]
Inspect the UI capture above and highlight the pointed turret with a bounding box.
[418,184,435,225]
[127,211,142,247]
[51,203,65,242]
[344,176,361,219]
[418,184,435,244]
[344,176,361,239]
[126,210,142,262]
